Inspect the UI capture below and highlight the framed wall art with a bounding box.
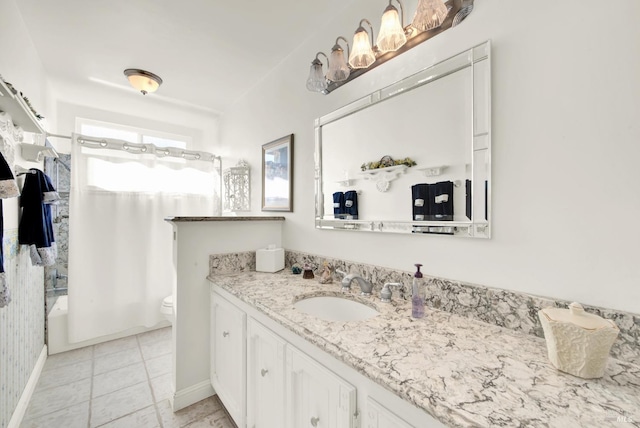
[262,134,293,212]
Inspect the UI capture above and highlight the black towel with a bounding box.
[332,191,345,219]
[18,169,59,266]
[465,179,472,220]
[431,181,454,221]
[411,184,429,221]
[344,190,358,220]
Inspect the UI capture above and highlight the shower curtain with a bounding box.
[68,135,220,343]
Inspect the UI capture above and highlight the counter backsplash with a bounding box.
[209,250,639,366]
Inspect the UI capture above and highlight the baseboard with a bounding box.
[171,379,214,412]
[8,345,47,428]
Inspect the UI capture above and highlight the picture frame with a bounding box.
[262,134,293,212]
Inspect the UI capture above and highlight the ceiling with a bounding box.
[15,0,350,115]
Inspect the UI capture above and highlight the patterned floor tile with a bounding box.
[43,346,93,371]
[140,337,171,360]
[93,346,142,375]
[24,378,91,419]
[92,361,147,398]
[90,382,153,427]
[145,353,172,378]
[36,359,92,390]
[137,327,172,345]
[21,400,89,428]
[94,335,139,358]
[150,372,173,403]
[94,404,160,428]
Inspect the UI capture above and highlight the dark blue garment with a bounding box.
[344,190,358,220]
[333,191,345,219]
[411,184,429,221]
[18,169,58,266]
[431,181,454,221]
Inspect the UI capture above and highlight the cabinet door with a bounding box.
[365,397,414,428]
[286,346,356,428]
[210,292,246,428]
[247,318,286,428]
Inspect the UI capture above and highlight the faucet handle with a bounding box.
[380,282,403,303]
[336,269,347,278]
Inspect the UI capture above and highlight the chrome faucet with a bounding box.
[336,269,373,296]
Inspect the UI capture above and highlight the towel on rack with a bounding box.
[0,151,19,308]
[431,181,454,221]
[344,190,358,220]
[333,191,345,219]
[411,184,430,221]
[18,169,60,267]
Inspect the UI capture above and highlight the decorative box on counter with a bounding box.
[256,245,284,273]
[538,302,619,379]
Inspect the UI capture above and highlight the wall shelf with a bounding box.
[0,79,45,134]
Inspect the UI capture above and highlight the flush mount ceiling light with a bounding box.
[306,0,474,95]
[123,69,163,95]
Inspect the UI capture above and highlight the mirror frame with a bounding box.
[314,41,491,238]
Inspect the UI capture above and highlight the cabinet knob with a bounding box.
[310,416,320,427]
[261,368,269,377]
[222,331,229,337]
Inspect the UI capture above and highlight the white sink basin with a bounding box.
[293,296,379,322]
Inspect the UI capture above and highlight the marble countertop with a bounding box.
[208,271,640,428]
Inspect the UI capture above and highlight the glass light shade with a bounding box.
[349,28,376,69]
[306,60,328,92]
[377,5,407,53]
[411,0,448,31]
[123,69,162,95]
[327,46,350,82]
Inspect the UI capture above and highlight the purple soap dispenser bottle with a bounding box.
[412,263,425,318]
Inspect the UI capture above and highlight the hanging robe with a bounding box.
[18,169,59,267]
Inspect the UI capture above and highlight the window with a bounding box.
[75,119,214,195]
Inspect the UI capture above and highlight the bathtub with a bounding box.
[47,296,170,354]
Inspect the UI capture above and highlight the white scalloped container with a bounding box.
[538,302,619,379]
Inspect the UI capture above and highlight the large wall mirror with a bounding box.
[314,41,491,238]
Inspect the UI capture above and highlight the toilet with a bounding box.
[160,295,175,324]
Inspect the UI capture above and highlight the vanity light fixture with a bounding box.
[306,52,330,92]
[306,0,474,94]
[411,0,449,32]
[326,37,351,82]
[376,0,407,53]
[123,69,163,95]
[349,19,376,69]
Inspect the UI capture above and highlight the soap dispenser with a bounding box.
[412,264,425,318]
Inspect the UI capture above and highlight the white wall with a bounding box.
[219,0,640,314]
[50,77,220,154]
[0,0,53,229]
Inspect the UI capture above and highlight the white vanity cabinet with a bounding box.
[247,318,286,428]
[365,397,414,428]
[210,285,444,428]
[210,292,246,427]
[286,346,357,428]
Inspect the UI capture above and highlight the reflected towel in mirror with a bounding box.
[344,190,358,220]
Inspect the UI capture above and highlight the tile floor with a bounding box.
[21,327,236,428]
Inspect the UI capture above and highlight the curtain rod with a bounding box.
[47,132,220,162]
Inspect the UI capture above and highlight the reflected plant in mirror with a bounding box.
[314,41,491,238]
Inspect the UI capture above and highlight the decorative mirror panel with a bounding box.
[314,41,491,237]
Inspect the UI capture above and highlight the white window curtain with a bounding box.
[68,134,220,343]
